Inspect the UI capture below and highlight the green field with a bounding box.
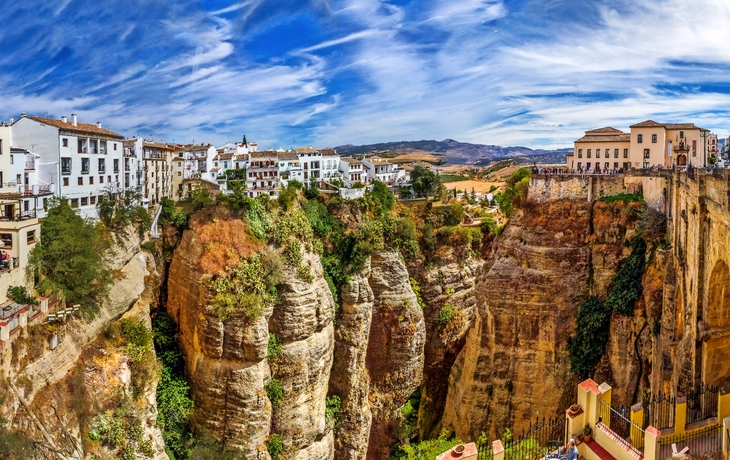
[439,174,469,183]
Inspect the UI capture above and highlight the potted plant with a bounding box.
[567,404,581,416]
[583,424,593,442]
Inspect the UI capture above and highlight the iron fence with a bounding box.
[599,399,645,455]
[476,439,493,460]
[685,383,720,425]
[643,392,676,430]
[497,416,568,460]
[658,423,723,460]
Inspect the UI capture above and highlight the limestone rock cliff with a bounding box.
[442,199,648,441]
[167,213,335,458]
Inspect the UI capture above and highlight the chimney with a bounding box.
[97,121,102,128]
[71,113,77,126]
[61,115,67,123]
[9,118,14,124]
[21,112,26,117]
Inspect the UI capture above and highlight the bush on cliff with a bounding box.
[567,296,612,379]
[27,197,112,310]
[495,168,531,217]
[604,236,647,316]
[0,396,34,459]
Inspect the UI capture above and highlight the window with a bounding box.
[63,178,69,186]
[113,159,119,172]
[0,234,12,249]
[78,177,83,186]
[652,134,657,143]
[23,201,28,212]
[114,143,117,151]
[90,196,96,205]
[623,149,628,158]
[643,162,650,169]
[680,131,684,139]
[89,177,94,185]
[644,149,650,158]
[587,149,592,158]
[98,158,105,172]
[177,171,181,176]
[638,134,643,143]
[614,149,619,158]
[81,158,90,173]
[577,162,582,170]
[81,197,88,206]
[587,162,591,170]
[614,162,619,170]
[61,157,72,173]
[71,198,79,208]
[100,176,104,183]
[62,138,68,147]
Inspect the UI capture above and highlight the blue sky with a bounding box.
[2,0,730,150]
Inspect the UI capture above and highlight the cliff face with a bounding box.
[167,213,336,458]
[1,232,168,459]
[442,199,650,440]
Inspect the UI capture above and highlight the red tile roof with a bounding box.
[586,127,625,135]
[26,116,124,139]
[575,134,630,143]
[630,120,665,128]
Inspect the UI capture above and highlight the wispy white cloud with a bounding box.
[297,30,382,53]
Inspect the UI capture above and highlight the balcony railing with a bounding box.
[0,209,37,222]
[23,185,52,196]
[61,167,72,174]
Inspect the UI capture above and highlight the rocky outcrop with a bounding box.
[442,199,648,441]
[416,250,482,440]
[2,236,167,460]
[365,251,426,460]
[167,214,335,458]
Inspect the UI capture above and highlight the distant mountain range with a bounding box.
[334,139,572,165]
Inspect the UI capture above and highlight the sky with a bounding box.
[2,0,730,150]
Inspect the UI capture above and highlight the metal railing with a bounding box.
[659,423,722,460]
[599,399,645,455]
[476,438,494,460]
[643,392,676,430]
[686,384,720,425]
[484,416,567,460]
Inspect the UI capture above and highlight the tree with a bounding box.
[410,165,437,197]
[97,185,151,236]
[27,198,112,306]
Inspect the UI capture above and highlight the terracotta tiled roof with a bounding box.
[664,123,700,130]
[143,141,174,150]
[278,151,299,161]
[250,150,278,159]
[210,167,220,172]
[341,157,362,164]
[171,157,185,162]
[234,154,248,161]
[26,116,124,139]
[630,120,665,128]
[216,153,234,160]
[319,149,337,156]
[294,147,319,153]
[585,127,625,135]
[123,139,137,147]
[174,143,212,151]
[575,134,631,143]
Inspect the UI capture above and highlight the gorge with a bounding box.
[2,169,730,459]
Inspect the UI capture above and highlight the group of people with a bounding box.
[532,167,567,175]
[1,250,10,270]
[571,167,626,175]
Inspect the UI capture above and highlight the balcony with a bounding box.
[99,167,106,173]
[673,143,690,152]
[81,168,90,174]
[23,185,52,196]
[61,167,72,175]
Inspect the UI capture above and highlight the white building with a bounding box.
[338,158,366,186]
[246,151,279,198]
[362,156,404,185]
[11,114,126,218]
[319,149,341,180]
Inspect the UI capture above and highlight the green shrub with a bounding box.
[159,197,188,227]
[266,379,284,408]
[496,168,531,217]
[438,304,456,324]
[410,278,426,309]
[266,434,284,460]
[567,296,612,378]
[97,185,151,235]
[599,193,643,203]
[7,286,35,305]
[205,252,283,321]
[604,236,646,316]
[267,334,283,362]
[394,429,463,460]
[325,395,342,425]
[141,241,157,252]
